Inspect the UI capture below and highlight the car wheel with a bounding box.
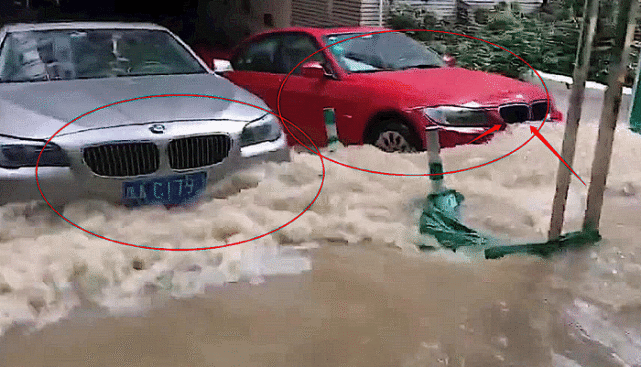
[373,121,420,153]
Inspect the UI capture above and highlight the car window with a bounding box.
[323,32,444,73]
[231,33,328,75]
[231,35,282,73]
[277,34,326,75]
[0,29,207,82]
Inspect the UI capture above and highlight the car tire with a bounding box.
[372,121,421,153]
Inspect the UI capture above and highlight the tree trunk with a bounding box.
[583,0,639,231]
[548,0,600,240]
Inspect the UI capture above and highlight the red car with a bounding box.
[209,27,563,152]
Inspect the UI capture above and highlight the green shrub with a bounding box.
[387,0,638,86]
[475,8,490,24]
[486,12,519,30]
[388,12,420,30]
[423,12,439,29]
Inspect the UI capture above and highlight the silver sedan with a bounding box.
[0,22,290,208]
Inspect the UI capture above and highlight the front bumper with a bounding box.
[239,137,291,168]
[436,126,500,148]
[0,134,290,207]
[0,166,82,206]
[413,103,564,149]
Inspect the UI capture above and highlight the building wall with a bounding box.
[291,0,333,27]
[247,0,293,32]
[360,0,388,26]
[332,0,365,26]
[463,0,543,13]
[393,0,543,20]
[290,0,385,28]
[196,0,291,46]
[396,0,457,20]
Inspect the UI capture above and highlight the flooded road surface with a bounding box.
[0,246,555,367]
[1,97,641,366]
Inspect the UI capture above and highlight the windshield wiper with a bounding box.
[1,74,50,83]
[400,64,441,70]
[351,67,395,73]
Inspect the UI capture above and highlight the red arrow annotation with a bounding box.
[529,125,586,186]
[468,124,502,144]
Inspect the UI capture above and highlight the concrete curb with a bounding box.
[529,70,633,95]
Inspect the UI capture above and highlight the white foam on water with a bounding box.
[1,121,641,366]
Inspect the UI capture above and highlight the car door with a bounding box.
[226,32,344,149]
[225,34,284,110]
[275,33,337,148]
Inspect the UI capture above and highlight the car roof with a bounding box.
[251,26,389,39]
[1,21,167,33]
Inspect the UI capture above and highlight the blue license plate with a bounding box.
[122,172,207,206]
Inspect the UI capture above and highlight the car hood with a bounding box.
[355,67,552,107]
[0,73,270,140]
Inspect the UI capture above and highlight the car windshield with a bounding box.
[323,32,444,73]
[0,28,207,82]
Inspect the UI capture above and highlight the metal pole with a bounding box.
[548,0,600,240]
[323,108,340,152]
[379,0,384,27]
[583,0,639,231]
[426,127,445,193]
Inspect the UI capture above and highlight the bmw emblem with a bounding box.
[149,124,165,134]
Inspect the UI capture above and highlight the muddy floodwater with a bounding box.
[1,85,641,366]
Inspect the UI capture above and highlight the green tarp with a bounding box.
[630,60,641,133]
[418,189,602,259]
[418,189,491,251]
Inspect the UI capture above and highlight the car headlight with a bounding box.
[423,106,489,127]
[0,141,70,168]
[240,113,282,147]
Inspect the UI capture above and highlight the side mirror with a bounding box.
[212,59,233,74]
[301,61,326,78]
[443,53,456,67]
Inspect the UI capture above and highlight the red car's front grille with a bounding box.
[499,101,552,123]
[531,101,550,121]
[499,105,530,124]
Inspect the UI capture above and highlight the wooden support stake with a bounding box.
[549,0,600,240]
[583,0,639,232]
